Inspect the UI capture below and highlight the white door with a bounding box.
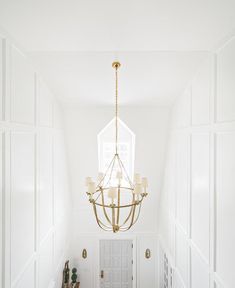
[100,240,133,288]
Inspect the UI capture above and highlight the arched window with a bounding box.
[98,117,135,184]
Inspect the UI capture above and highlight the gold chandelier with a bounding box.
[85,62,148,233]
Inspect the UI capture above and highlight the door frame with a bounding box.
[96,235,137,288]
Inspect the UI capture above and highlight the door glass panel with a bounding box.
[100,240,133,288]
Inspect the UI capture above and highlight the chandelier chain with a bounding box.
[115,66,118,154]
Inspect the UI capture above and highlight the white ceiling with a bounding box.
[29,51,208,106]
[0,0,234,105]
[0,0,234,51]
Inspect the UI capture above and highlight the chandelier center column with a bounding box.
[112,61,121,155]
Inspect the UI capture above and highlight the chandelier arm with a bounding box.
[116,186,121,225]
[116,152,123,173]
[93,192,145,208]
[119,205,134,228]
[103,154,117,187]
[119,201,138,229]
[95,191,142,205]
[92,202,114,231]
[93,199,140,232]
[124,203,137,231]
[93,186,134,204]
[100,188,112,225]
[112,205,116,232]
[119,203,142,232]
[92,192,147,225]
[98,154,116,187]
[92,202,111,231]
[94,201,141,209]
[119,226,133,232]
[105,154,116,173]
[93,191,102,202]
[97,186,134,191]
[132,202,142,225]
[119,193,135,227]
[99,220,114,231]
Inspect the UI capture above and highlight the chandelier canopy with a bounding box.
[85,61,148,233]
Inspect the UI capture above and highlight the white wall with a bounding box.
[0,34,71,288]
[63,106,170,287]
[159,36,235,288]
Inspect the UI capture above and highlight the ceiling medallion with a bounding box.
[85,62,148,233]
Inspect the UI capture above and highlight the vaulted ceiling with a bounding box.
[0,0,234,105]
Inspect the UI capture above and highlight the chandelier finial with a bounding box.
[112,61,121,70]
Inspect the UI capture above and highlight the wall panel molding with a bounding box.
[0,130,3,288]
[160,36,235,288]
[0,37,3,121]
[215,38,235,123]
[0,32,70,288]
[215,131,235,288]
[10,45,36,125]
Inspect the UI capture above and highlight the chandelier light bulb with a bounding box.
[133,183,142,195]
[88,182,96,194]
[108,187,117,199]
[133,183,142,201]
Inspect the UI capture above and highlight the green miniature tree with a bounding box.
[71,268,78,284]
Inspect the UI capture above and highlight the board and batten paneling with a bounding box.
[191,133,210,261]
[159,36,235,288]
[38,130,53,244]
[0,131,3,287]
[174,271,185,288]
[11,45,35,125]
[191,57,212,126]
[216,132,235,288]
[176,132,190,234]
[0,36,3,121]
[38,234,53,288]
[138,236,157,288]
[37,77,53,127]
[173,87,191,129]
[191,247,209,288]
[0,33,70,288]
[14,261,35,288]
[175,227,189,287]
[216,38,235,123]
[10,132,36,283]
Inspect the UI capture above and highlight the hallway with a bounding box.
[0,1,235,288]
